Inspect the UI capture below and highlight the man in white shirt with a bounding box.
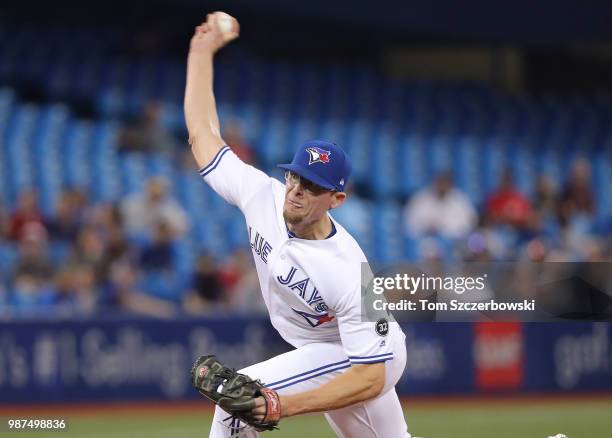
[121,177,188,239]
[185,12,410,437]
[405,171,477,239]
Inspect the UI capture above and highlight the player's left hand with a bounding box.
[251,396,266,421]
[191,355,281,431]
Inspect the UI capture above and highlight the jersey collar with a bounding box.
[286,220,337,240]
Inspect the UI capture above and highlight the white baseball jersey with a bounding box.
[199,145,403,365]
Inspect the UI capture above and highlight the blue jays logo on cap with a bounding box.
[277,140,351,192]
[306,147,331,165]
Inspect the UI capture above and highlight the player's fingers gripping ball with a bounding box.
[191,355,281,432]
[209,11,240,42]
[190,12,239,53]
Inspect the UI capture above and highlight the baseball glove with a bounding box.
[191,355,281,432]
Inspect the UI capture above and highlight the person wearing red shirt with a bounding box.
[8,190,46,242]
[486,168,533,229]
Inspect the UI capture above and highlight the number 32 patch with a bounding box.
[375,318,389,336]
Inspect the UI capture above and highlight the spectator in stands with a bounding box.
[9,273,55,313]
[464,231,493,262]
[103,261,176,317]
[140,222,175,271]
[559,157,596,227]
[8,189,46,241]
[486,167,534,230]
[98,224,134,284]
[80,201,135,286]
[0,202,10,239]
[551,159,598,259]
[404,171,477,239]
[182,253,224,314]
[46,190,82,241]
[70,226,105,274]
[533,175,558,223]
[524,238,548,262]
[10,223,54,312]
[121,177,188,239]
[69,188,89,220]
[51,265,97,314]
[87,202,123,239]
[469,216,517,261]
[530,175,561,241]
[223,120,256,165]
[12,223,53,283]
[220,248,266,313]
[0,283,7,312]
[119,100,178,155]
[69,264,98,313]
[52,267,77,311]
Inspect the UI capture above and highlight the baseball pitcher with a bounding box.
[185,12,410,437]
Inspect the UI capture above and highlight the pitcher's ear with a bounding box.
[329,192,347,210]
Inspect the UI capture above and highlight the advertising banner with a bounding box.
[1,318,611,403]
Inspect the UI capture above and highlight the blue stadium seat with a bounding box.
[0,243,17,281]
[1,31,611,268]
[138,270,182,302]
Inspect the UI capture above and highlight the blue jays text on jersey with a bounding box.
[248,226,272,264]
[277,264,334,327]
[276,265,328,311]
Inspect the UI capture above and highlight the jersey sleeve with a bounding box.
[330,281,395,365]
[199,146,273,211]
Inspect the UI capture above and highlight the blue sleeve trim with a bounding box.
[348,353,394,360]
[350,356,394,364]
[349,353,394,364]
[198,146,230,177]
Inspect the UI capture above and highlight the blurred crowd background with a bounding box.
[0,0,611,319]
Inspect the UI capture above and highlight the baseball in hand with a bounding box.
[214,12,238,41]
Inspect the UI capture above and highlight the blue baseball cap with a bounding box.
[277,140,351,192]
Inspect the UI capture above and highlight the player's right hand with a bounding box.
[190,12,240,55]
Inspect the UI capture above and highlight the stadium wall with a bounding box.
[0,319,610,403]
